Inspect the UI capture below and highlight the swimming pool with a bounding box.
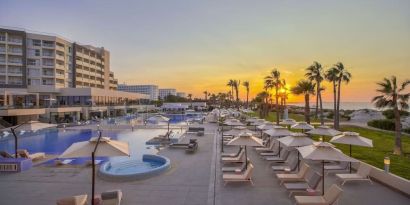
[0,128,167,160]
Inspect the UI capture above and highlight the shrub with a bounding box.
[403,128,410,134]
[382,109,409,119]
[367,119,396,131]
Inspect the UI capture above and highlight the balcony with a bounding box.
[0,36,6,42]
[42,43,55,48]
[56,54,65,61]
[7,70,23,76]
[8,80,23,85]
[0,47,5,53]
[8,38,23,45]
[8,60,23,66]
[8,49,23,55]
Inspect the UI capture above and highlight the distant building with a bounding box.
[118,84,158,101]
[176,92,186,98]
[158,88,176,99]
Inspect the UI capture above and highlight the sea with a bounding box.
[288,102,378,111]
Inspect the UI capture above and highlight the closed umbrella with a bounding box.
[251,119,266,131]
[306,126,341,141]
[291,122,314,132]
[264,127,294,157]
[297,142,358,195]
[227,132,263,167]
[2,121,57,158]
[330,132,373,172]
[59,133,130,205]
[278,133,314,170]
[224,118,244,127]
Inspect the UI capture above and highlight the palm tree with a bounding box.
[291,80,316,123]
[242,81,250,108]
[372,76,409,155]
[187,94,192,101]
[334,62,352,129]
[203,91,208,101]
[265,69,281,125]
[325,67,339,127]
[306,61,324,125]
[227,79,235,102]
[233,80,240,103]
[255,91,269,118]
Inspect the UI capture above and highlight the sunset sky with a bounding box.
[1,0,409,102]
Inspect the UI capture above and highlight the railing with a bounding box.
[42,43,54,48]
[8,39,22,44]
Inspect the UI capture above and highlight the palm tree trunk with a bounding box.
[305,94,310,123]
[275,87,280,125]
[393,104,403,155]
[319,82,324,125]
[246,89,249,108]
[333,81,337,128]
[336,79,342,129]
[315,86,319,118]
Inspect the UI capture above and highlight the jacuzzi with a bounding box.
[98,154,171,181]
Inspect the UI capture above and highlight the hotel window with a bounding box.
[27,59,40,66]
[28,49,40,57]
[0,34,5,41]
[32,39,41,46]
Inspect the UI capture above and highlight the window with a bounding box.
[28,79,40,85]
[27,59,40,66]
[28,49,40,56]
[32,39,41,46]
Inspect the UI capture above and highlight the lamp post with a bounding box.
[384,156,390,173]
[91,131,102,205]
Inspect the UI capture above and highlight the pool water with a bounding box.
[106,159,163,175]
[0,128,168,160]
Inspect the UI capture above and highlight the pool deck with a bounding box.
[0,122,409,204]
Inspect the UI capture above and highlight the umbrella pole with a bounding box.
[11,128,18,158]
[167,122,170,140]
[297,151,300,171]
[349,144,352,173]
[278,142,281,157]
[92,131,103,205]
[221,126,224,153]
[245,146,248,168]
[322,160,325,195]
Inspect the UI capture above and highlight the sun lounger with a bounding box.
[335,163,372,185]
[325,161,349,175]
[100,190,122,205]
[0,151,15,158]
[55,159,74,165]
[222,160,248,172]
[221,149,245,163]
[276,163,310,184]
[17,149,45,161]
[265,149,290,162]
[255,140,276,152]
[271,155,299,172]
[283,171,322,197]
[56,194,87,205]
[294,184,343,205]
[223,163,254,185]
[221,147,243,157]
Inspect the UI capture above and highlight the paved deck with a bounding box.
[0,123,409,205]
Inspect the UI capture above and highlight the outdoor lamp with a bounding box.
[384,156,390,173]
[319,136,323,142]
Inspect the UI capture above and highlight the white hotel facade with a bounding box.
[0,27,152,126]
[118,84,158,101]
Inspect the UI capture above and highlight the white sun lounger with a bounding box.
[56,194,87,205]
[221,149,245,163]
[223,163,254,185]
[335,163,373,185]
[265,149,290,162]
[276,163,310,185]
[294,184,343,205]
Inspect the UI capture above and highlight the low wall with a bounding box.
[352,162,410,196]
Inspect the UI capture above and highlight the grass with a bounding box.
[250,111,331,123]
[252,111,410,180]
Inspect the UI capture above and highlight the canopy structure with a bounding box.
[224,118,244,126]
[59,137,130,158]
[297,142,358,195]
[280,118,297,126]
[291,122,314,132]
[257,122,282,130]
[224,126,256,136]
[330,132,373,172]
[227,132,263,167]
[2,121,57,158]
[263,127,293,137]
[246,117,259,123]
[278,133,315,170]
[250,119,266,126]
[306,126,342,139]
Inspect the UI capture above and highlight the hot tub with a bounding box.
[98,154,170,181]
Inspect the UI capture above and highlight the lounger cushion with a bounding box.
[336,173,363,180]
[284,183,309,190]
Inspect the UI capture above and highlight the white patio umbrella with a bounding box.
[257,122,283,140]
[224,126,256,136]
[297,142,358,195]
[227,132,263,167]
[278,133,314,170]
[224,118,244,126]
[2,121,57,158]
[330,132,373,172]
[245,117,259,123]
[280,118,297,130]
[147,115,171,137]
[264,127,294,157]
[306,126,342,141]
[291,122,314,132]
[59,134,130,205]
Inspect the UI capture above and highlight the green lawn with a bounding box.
[252,111,410,180]
[250,111,330,123]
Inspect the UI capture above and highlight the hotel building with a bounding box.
[0,27,151,126]
[176,92,186,98]
[118,84,158,101]
[158,88,177,100]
